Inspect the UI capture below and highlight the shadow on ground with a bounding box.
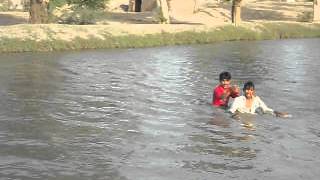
[105,11,157,24]
[0,13,28,25]
[242,7,296,21]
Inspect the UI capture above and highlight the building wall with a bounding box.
[129,0,157,12]
[8,0,28,10]
[141,0,157,11]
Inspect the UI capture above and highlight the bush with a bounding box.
[49,0,68,10]
[49,0,109,13]
[297,11,313,22]
[57,7,106,24]
[67,0,109,9]
[0,0,9,11]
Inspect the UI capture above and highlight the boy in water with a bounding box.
[229,81,289,118]
[212,71,240,108]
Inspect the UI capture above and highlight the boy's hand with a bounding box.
[230,85,240,95]
[274,111,291,118]
[231,111,241,120]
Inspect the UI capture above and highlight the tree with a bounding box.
[193,0,199,13]
[29,0,108,24]
[232,0,242,26]
[314,0,320,22]
[29,0,50,24]
[156,0,170,24]
[67,0,108,9]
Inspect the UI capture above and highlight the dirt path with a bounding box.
[0,0,313,26]
[169,0,230,25]
[106,0,313,25]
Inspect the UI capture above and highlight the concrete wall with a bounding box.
[141,0,157,11]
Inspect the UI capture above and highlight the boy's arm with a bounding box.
[256,97,291,118]
[213,87,225,105]
[229,97,240,114]
[257,97,273,113]
[230,85,240,98]
[273,111,291,118]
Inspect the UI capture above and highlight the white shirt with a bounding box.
[229,95,273,114]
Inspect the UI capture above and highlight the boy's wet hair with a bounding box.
[219,71,232,81]
[243,81,255,91]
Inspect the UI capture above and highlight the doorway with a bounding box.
[135,0,142,12]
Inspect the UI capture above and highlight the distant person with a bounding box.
[212,71,240,108]
[229,81,289,118]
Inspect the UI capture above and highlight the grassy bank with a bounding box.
[1,22,320,53]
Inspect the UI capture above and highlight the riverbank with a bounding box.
[1,0,319,53]
[1,21,320,53]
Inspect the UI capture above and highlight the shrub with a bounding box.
[297,11,313,22]
[57,7,106,24]
[67,0,109,9]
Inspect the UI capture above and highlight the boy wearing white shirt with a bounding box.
[229,81,273,114]
[229,81,288,118]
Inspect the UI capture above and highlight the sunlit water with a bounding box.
[0,38,320,180]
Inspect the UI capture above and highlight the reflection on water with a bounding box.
[1,38,320,179]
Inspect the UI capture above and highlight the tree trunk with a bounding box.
[29,0,49,24]
[193,0,199,13]
[156,0,170,24]
[232,0,242,26]
[128,0,135,12]
[314,0,320,22]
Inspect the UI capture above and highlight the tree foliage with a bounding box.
[50,0,109,9]
[67,0,108,9]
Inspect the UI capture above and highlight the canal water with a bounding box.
[0,38,320,180]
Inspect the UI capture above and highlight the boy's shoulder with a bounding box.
[213,85,224,94]
[254,95,261,99]
[234,95,245,101]
[253,96,262,101]
[214,84,223,90]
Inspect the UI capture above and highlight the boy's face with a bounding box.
[220,79,231,89]
[244,87,255,99]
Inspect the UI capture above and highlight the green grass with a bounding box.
[1,22,320,53]
[261,23,320,39]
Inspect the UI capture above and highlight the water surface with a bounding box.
[0,38,320,180]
